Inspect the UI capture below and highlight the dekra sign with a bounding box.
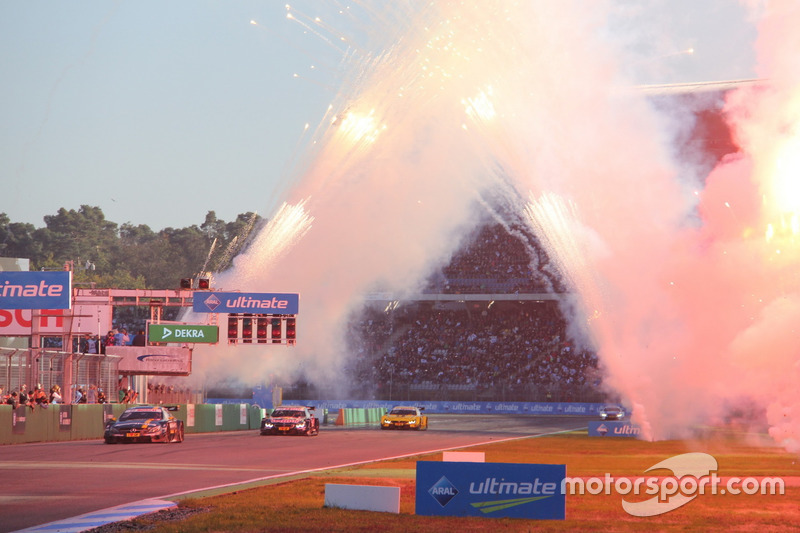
[166,328,207,339]
[149,324,218,344]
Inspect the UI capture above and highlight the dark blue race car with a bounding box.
[104,405,185,444]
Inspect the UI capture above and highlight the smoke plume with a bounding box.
[192,1,798,451]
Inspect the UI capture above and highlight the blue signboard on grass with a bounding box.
[0,271,71,310]
[192,292,299,315]
[416,461,566,519]
[588,420,642,438]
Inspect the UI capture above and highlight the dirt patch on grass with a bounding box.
[84,505,210,532]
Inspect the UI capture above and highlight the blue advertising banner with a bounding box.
[0,271,71,310]
[282,398,605,416]
[588,420,642,438]
[192,292,299,315]
[416,461,566,519]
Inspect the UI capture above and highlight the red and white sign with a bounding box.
[0,304,112,336]
[0,309,67,335]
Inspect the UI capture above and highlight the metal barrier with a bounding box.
[0,403,262,445]
[0,347,119,405]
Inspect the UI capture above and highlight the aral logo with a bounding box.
[203,294,221,311]
[597,424,608,436]
[429,476,458,507]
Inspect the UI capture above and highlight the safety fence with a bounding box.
[0,403,263,445]
[0,347,119,404]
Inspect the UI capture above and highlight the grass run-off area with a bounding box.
[117,428,799,533]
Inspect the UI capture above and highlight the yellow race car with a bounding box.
[380,406,428,430]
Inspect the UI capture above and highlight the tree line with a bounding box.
[0,206,263,289]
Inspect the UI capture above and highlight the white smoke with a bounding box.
[189,1,799,451]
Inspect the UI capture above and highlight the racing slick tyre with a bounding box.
[175,426,184,443]
[104,437,115,444]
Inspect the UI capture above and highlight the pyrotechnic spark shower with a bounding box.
[204,1,799,452]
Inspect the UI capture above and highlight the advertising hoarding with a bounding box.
[282,399,604,416]
[588,421,642,438]
[0,302,112,336]
[192,292,299,315]
[0,271,72,310]
[148,324,218,344]
[416,461,566,519]
[106,346,192,375]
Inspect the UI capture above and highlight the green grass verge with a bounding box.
[115,428,800,532]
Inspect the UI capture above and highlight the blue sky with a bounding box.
[1,1,757,231]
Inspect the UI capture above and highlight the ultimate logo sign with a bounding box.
[0,271,71,310]
[416,461,566,520]
[192,292,299,315]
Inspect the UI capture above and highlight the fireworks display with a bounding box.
[203,1,798,451]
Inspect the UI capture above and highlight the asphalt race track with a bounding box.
[0,414,592,533]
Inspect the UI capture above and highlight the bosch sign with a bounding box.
[192,292,299,315]
[0,272,72,310]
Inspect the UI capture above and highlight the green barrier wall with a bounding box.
[249,405,264,430]
[340,407,386,426]
[0,403,263,445]
[189,403,219,434]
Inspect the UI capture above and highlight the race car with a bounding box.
[260,405,319,436]
[380,405,428,430]
[104,405,184,444]
[599,404,625,421]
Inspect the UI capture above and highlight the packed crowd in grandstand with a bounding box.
[424,221,565,294]
[346,300,601,403]
[290,214,606,404]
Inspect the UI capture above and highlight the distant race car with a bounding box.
[260,405,319,436]
[104,405,184,444]
[599,404,625,421]
[380,405,428,430]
